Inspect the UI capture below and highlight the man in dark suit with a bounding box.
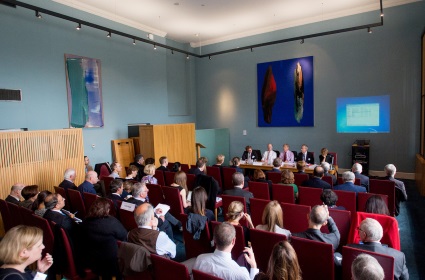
[130,154,145,181]
[58,168,78,190]
[107,179,124,210]
[241,145,257,162]
[384,164,408,216]
[268,158,282,173]
[43,193,75,233]
[322,162,337,186]
[352,163,369,191]
[223,172,254,212]
[188,158,206,175]
[334,171,366,194]
[297,144,315,164]
[156,156,170,171]
[348,218,409,280]
[301,166,331,189]
[5,183,24,205]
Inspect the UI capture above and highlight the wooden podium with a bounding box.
[129,123,196,166]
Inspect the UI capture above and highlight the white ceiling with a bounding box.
[52,0,417,47]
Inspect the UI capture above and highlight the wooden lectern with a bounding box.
[196,143,206,159]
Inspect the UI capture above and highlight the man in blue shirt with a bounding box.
[78,170,98,195]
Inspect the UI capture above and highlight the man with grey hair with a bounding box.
[223,172,254,211]
[351,254,384,280]
[352,163,369,191]
[334,171,366,194]
[5,183,24,205]
[78,170,98,195]
[58,168,77,190]
[384,164,407,216]
[348,218,409,280]
[193,222,259,279]
[127,203,176,258]
[322,162,337,186]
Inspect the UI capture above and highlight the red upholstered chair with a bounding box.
[272,184,295,204]
[294,173,309,187]
[101,177,114,196]
[164,171,176,186]
[162,186,185,218]
[248,181,270,200]
[267,172,281,184]
[348,212,400,250]
[357,193,388,212]
[192,269,224,280]
[167,162,174,170]
[6,201,24,227]
[333,190,356,214]
[321,208,351,252]
[298,186,323,207]
[146,183,165,206]
[67,189,87,219]
[222,167,237,191]
[190,164,196,169]
[322,176,333,188]
[207,166,223,190]
[291,236,334,280]
[98,163,111,179]
[105,198,117,218]
[249,228,287,272]
[18,206,34,225]
[118,205,137,231]
[0,199,13,231]
[281,203,311,233]
[221,195,247,216]
[186,173,196,191]
[30,214,55,257]
[154,170,166,186]
[342,246,395,280]
[180,214,213,259]
[83,192,98,213]
[369,179,396,216]
[249,198,270,227]
[54,186,71,211]
[210,221,246,260]
[181,164,190,173]
[151,254,190,280]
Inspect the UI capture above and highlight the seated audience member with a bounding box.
[144,158,155,165]
[59,168,78,190]
[130,154,145,181]
[301,166,331,189]
[141,164,158,184]
[223,172,254,212]
[32,190,52,217]
[320,189,345,210]
[365,195,390,216]
[193,222,259,279]
[296,161,306,174]
[293,205,340,252]
[334,171,366,194]
[107,179,124,208]
[254,241,302,280]
[280,169,299,198]
[348,218,409,280]
[256,201,291,238]
[78,170,98,195]
[127,203,176,258]
[279,144,295,163]
[157,156,169,172]
[199,156,209,166]
[19,185,39,209]
[213,154,225,167]
[5,183,24,205]
[170,171,191,209]
[319,148,334,164]
[81,198,127,279]
[253,169,273,197]
[352,163,369,191]
[297,144,314,164]
[189,158,206,176]
[84,155,94,173]
[351,254,384,280]
[122,180,133,199]
[227,201,254,246]
[242,145,256,161]
[230,156,244,173]
[187,186,215,222]
[322,162,337,186]
[384,164,408,216]
[0,225,53,279]
[43,194,76,233]
[262,143,277,165]
[270,158,282,173]
[109,162,122,179]
[125,165,138,180]
[172,162,181,172]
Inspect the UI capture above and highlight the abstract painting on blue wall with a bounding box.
[257,56,314,127]
[65,54,104,128]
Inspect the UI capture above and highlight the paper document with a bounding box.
[154,203,170,216]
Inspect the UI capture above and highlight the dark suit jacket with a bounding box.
[156,166,169,172]
[188,168,203,176]
[223,187,254,212]
[5,195,20,205]
[348,242,409,280]
[301,177,331,189]
[241,151,257,161]
[384,176,408,216]
[297,152,315,164]
[59,179,77,190]
[43,209,75,233]
[319,154,334,165]
[108,193,123,210]
[354,171,369,191]
[334,182,367,194]
[293,217,340,251]
[268,168,281,173]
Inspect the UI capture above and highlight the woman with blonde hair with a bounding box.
[226,201,254,245]
[256,201,291,238]
[170,171,191,209]
[213,154,225,166]
[0,225,53,279]
[280,169,298,198]
[141,164,158,184]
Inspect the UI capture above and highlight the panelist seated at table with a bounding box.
[296,144,315,164]
[262,143,277,165]
[319,148,334,165]
[241,145,257,162]
[279,144,295,163]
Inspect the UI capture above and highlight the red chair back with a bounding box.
[281,203,311,233]
[321,209,351,252]
[180,214,213,259]
[342,246,395,280]
[272,184,295,204]
[291,236,334,280]
[101,177,114,196]
[164,171,176,186]
[222,167,237,191]
[106,198,117,217]
[31,214,55,257]
[162,186,185,218]
[332,190,356,214]
[118,205,137,231]
[0,199,13,231]
[298,186,323,207]
[207,166,223,190]
[221,195,247,217]
[267,172,281,184]
[154,170,166,186]
[357,192,388,212]
[294,173,309,186]
[181,164,190,173]
[83,192,98,213]
[18,206,34,225]
[322,176,333,188]
[210,221,246,260]
[67,189,86,219]
[6,202,24,227]
[248,181,270,200]
[146,183,165,206]
[151,254,190,280]
[249,198,270,227]
[192,269,224,280]
[369,179,396,216]
[186,173,196,191]
[167,162,174,170]
[99,164,111,179]
[54,186,71,210]
[249,228,287,272]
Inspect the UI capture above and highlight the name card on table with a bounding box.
[121,201,136,212]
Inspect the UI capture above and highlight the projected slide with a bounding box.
[337,95,390,133]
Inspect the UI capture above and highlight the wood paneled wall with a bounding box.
[0,129,85,199]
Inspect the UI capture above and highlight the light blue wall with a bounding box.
[196,129,230,166]
[195,2,425,172]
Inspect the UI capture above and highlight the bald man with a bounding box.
[5,183,24,205]
[78,170,98,195]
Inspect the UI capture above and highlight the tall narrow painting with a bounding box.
[65,54,104,128]
[257,56,314,127]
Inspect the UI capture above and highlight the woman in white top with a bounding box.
[255,200,291,238]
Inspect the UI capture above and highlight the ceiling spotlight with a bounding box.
[186,54,189,60]
[76,23,81,31]
[208,56,211,60]
[133,39,136,45]
[368,27,372,34]
[107,31,111,38]
[35,10,42,19]
[154,44,157,50]
[300,39,304,44]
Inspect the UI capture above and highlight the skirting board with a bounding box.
[337,168,415,180]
